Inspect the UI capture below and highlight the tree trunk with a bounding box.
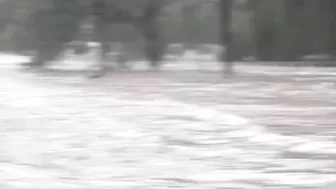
[20,0,83,67]
[253,0,285,61]
[219,0,234,76]
[141,1,166,70]
[279,0,306,61]
[182,5,198,50]
[326,0,336,58]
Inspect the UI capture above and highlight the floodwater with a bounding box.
[0,54,335,188]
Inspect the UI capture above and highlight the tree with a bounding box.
[20,0,83,67]
[253,0,281,61]
[182,4,198,49]
[326,0,336,59]
[7,0,222,73]
[13,0,168,71]
[219,0,234,75]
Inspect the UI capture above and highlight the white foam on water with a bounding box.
[139,96,336,153]
[189,171,336,187]
[1,53,336,188]
[0,53,30,65]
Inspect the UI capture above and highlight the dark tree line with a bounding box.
[0,0,167,73]
[217,0,336,75]
[252,0,336,62]
[1,0,336,75]
[219,0,234,75]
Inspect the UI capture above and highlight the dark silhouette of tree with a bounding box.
[326,0,336,59]
[140,1,166,69]
[219,0,234,75]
